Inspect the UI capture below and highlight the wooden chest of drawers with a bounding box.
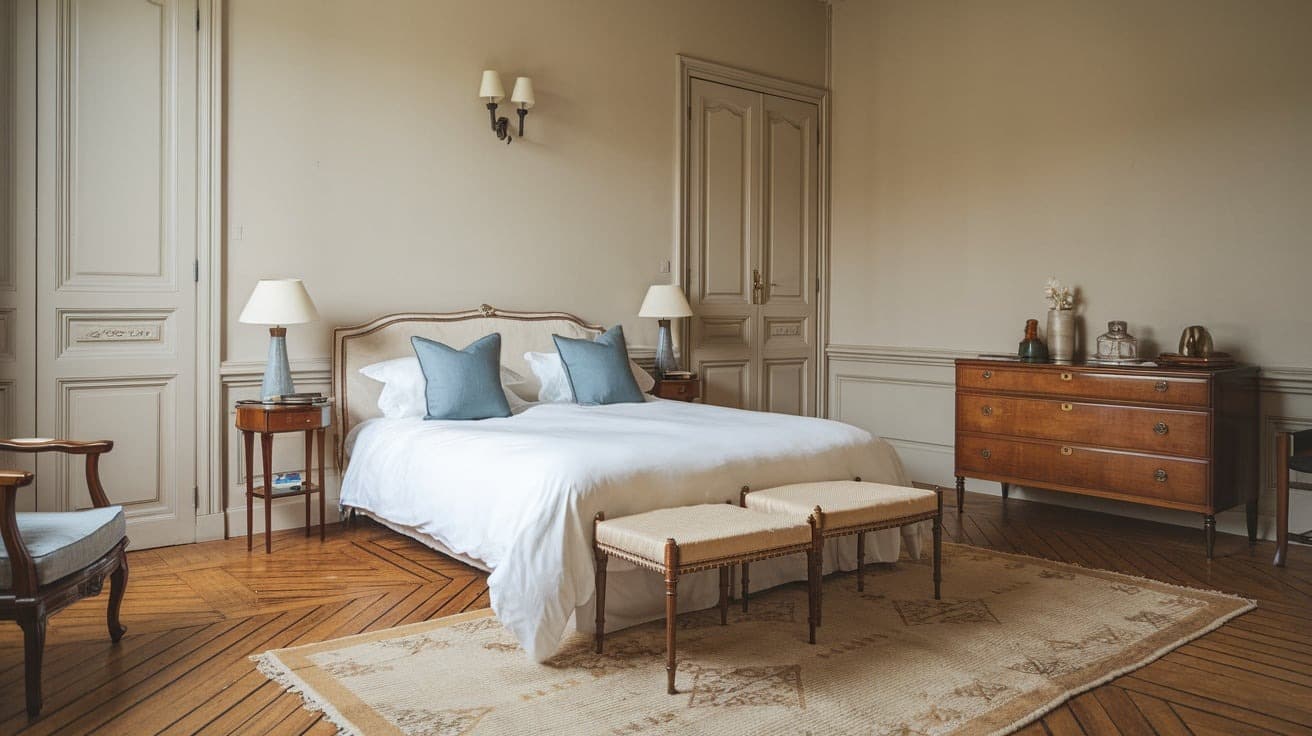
[954,359,1259,557]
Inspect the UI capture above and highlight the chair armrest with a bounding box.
[0,470,37,595]
[0,438,114,508]
[0,438,113,455]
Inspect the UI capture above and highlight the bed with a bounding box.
[334,305,926,662]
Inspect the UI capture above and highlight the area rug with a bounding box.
[255,544,1253,735]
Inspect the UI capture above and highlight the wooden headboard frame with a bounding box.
[332,304,603,468]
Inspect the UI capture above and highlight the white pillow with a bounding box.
[524,351,655,403]
[359,356,534,417]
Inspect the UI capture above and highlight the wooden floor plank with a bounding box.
[0,492,1307,734]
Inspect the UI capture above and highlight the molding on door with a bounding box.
[675,55,830,415]
[198,0,223,521]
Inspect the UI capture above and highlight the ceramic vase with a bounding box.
[1047,309,1075,364]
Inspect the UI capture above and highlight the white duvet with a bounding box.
[340,398,917,662]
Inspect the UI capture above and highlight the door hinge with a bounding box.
[193,259,199,283]
[193,485,199,510]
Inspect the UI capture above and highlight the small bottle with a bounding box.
[1018,319,1049,363]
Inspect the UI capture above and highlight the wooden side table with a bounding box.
[653,376,701,402]
[233,402,331,553]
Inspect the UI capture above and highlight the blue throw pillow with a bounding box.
[410,333,512,420]
[552,326,645,405]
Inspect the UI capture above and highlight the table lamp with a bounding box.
[239,279,320,401]
[638,285,694,379]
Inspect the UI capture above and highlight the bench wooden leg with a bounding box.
[856,532,865,593]
[934,490,944,600]
[808,515,822,644]
[664,539,679,695]
[812,506,824,627]
[593,512,606,653]
[740,561,750,613]
[718,566,729,625]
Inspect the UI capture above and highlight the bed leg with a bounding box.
[664,539,679,695]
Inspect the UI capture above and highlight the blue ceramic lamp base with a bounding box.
[261,326,295,401]
[654,319,679,379]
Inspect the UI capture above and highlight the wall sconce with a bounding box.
[479,70,535,144]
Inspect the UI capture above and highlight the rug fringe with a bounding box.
[252,652,359,736]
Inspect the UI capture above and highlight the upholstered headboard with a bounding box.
[332,304,603,467]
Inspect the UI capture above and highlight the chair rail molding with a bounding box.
[825,342,1312,542]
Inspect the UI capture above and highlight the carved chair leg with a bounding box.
[108,550,129,642]
[19,608,46,717]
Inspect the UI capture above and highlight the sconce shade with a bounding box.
[479,70,505,101]
[638,285,694,319]
[511,77,535,108]
[239,279,320,326]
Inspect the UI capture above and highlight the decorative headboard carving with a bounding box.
[332,304,603,468]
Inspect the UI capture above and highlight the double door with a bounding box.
[686,78,819,415]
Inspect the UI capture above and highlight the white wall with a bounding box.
[214,0,829,538]
[828,0,1312,540]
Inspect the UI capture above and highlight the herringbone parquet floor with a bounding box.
[1,491,1309,735]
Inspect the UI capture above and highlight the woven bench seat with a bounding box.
[594,503,813,569]
[593,503,821,694]
[741,479,944,611]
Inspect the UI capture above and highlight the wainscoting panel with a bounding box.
[827,344,1312,542]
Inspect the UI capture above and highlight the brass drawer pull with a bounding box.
[981,406,993,416]
[1154,469,1168,482]
[980,449,992,459]
[1060,403,1073,412]
[1154,380,1169,392]
[1060,446,1073,456]
[982,370,992,380]
[1154,422,1169,435]
[1060,372,1073,381]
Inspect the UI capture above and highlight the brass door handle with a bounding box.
[1060,403,1073,412]
[751,269,763,304]
[1060,446,1073,456]
[1154,469,1168,482]
[1154,422,1169,435]
[981,406,993,416]
[1154,381,1169,392]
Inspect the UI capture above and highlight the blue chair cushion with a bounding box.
[553,325,645,405]
[0,506,126,589]
[411,333,512,420]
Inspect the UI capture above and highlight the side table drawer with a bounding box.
[266,408,329,432]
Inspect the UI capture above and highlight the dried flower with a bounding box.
[1044,277,1075,310]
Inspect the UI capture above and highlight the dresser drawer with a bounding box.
[956,434,1208,508]
[957,394,1209,458]
[957,365,1210,407]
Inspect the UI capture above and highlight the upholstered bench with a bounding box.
[592,503,820,694]
[740,480,943,618]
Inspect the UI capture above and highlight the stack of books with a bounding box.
[237,392,329,406]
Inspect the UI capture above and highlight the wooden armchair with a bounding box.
[1275,429,1312,567]
[0,439,129,717]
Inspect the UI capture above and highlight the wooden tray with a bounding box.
[1156,352,1236,368]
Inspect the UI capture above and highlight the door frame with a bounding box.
[675,55,831,416]
[197,0,223,539]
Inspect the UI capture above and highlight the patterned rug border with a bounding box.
[253,543,1257,736]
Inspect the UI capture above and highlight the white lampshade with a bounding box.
[479,70,505,102]
[239,279,320,326]
[638,285,694,319]
[510,77,535,108]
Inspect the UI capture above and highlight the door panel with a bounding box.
[36,0,196,547]
[687,77,819,415]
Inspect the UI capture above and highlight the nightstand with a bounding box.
[653,376,701,402]
[233,402,331,553]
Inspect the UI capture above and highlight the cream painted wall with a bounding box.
[224,0,828,364]
[829,0,1311,364]
[826,0,1312,541]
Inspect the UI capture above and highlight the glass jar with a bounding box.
[1095,321,1139,362]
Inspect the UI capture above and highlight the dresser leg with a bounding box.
[1246,500,1258,546]
[1000,482,1010,500]
[955,476,965,513]
[1204,514,1216,559]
